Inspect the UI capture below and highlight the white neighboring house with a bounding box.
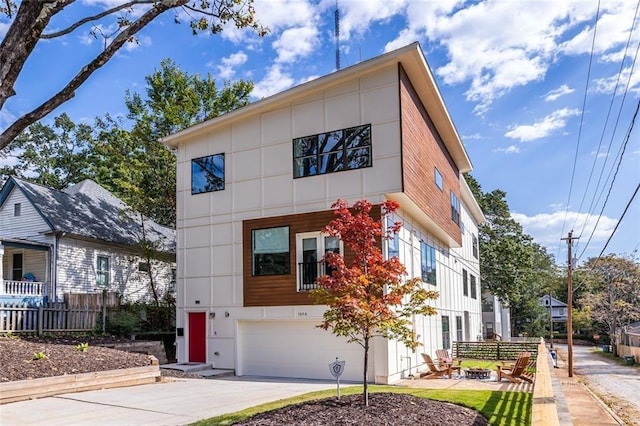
[482,292,512,341]
[0,177,176,305]
[163,42,485,384]
[540,295,568,323]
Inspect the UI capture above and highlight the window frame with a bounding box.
[420,240,437,285]
[472,234,479,259]
[441,315,451,350]
[14,203,21,217]
[293,124,372,178]
[295,231,344,291]
[456,315,463,342]
[96,255,110,287]
[434,167,443,191]
[462,269,468,296]
[386,217,400,260]
[191,153,225,195]
[12,253,23,281]
[252,226,291,276]
[450,191,460,226]
[470,274,477,299]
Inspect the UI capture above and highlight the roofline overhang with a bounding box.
[161,42,473,174]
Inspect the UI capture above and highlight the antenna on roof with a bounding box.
[335,0,340,70]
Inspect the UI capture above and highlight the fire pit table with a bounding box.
[463,368,492,379]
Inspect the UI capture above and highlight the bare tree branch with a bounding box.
[41,0,157,39]
[0,0,189,150]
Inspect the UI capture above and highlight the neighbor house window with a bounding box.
[293,124,372,178]
[456,316,463,342]
[96,255,110,287]
[462,269,468,296]
[442,316,451,350]
[472,234,478,259]
[450,191,460,225]
[420,240,436,285]
[470,274,477,299]
[296,232,342,291]
[12,253,23,281]
[482,295,494,312]
[434,168,443,191]
[252,226,290,276]
[138,262,150,272]
[387,217,400,260]
[14,203,21,216]
[192,153,225,194]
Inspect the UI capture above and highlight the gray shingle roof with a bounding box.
[2,177,175,254]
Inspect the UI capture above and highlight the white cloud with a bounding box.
[462,133,485,141]
[252,65,296,99]
[591,148,609,159]
[544,84,574,101]
[593,66,640,95]
[494,145,520,154]
[512,210,617,254]
[272,26,320,64]
[0,107,16,133]
[211,51,248,80]
[505,108,580,142]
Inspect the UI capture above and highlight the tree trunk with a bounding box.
[363,336,369,407]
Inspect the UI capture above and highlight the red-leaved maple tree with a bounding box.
[312,199,438,406]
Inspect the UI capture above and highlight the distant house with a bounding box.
[482,292,511,341]
[540,295,568,322]
[0,177,176,305]
[163,42,485,383]
[620,321,640,347]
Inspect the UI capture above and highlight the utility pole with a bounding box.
[561,230,579,377]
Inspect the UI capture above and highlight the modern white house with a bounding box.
[0,177,176,305]
[482,292,512,341]
[163,42,484,384]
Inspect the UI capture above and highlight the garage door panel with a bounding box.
[240,321,366,382]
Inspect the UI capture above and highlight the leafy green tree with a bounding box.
[0,113,94,188]
[578,255,640,355]
[312,199,438,406]
[0,0,266,149]
[91,58,253,227]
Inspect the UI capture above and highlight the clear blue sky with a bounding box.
[1,0,639,264]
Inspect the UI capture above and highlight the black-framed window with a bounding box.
[387,217,400,259]
[462,269,468,296]
[434,167,443,191]
[293,124,372,178]
[420,240,436,285]
[192,153,225,194]
[472,234,478,259]
[252,226,290,276]
[450,191,460,225]
[442,315,450,350]
[470,274,477,299]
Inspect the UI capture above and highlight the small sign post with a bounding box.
[329,357,345,400]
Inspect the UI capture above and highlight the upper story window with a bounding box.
[293,124,372,178]
[192,153,225,194]
[14,203,21,216]
[296,232,343,291]
[434,168,443,191]
[420,240,437,285]
[462,269,468,296]
[387,217,400,260]
[138,262,150,272]
[450,191,460,226]
[470,274,477,299]
[96,255,110,287]
[472,234,479,259]
[482,295,494,312]
[252,226,290,276]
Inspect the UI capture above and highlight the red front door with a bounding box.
[188,312,206,362]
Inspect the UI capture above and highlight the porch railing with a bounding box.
[2,280,48,297]
[297,261,330,291]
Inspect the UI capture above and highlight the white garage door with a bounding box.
[239,321,366,382]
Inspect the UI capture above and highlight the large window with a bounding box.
[442,316,451,350]
[192,153,225,194]
[450,191,460,225]
[293,124,372,178]
[420,240,436,285]
[252,226,290,276]
[462,269,468,296]
[296,232,342,291]
[96,255,110,287]
[387,217,400,260]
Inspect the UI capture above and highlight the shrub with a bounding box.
[105,310,139,336]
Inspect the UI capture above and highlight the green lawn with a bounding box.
[192,385,532,426]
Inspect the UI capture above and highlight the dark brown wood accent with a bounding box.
[242,207,382,307]
[398,65,462,245]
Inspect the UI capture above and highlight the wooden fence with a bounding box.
[453,341,539,360]
[63,292,120,308]
[0,302,102,335]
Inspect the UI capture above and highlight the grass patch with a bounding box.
[460,359,503,370]
[192,385,532,426]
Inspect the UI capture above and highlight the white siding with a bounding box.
[56,237,175,303]
[0,188,51,243]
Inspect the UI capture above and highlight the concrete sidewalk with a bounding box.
[0,376,336,426]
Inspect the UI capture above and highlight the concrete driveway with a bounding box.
[0,376,336,426]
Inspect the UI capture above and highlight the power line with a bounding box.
[596,182,640,259]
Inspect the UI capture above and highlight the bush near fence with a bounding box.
[0,302,102,335]
[453,341,539,360]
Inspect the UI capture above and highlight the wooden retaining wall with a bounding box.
[453,341,539,360]
[0,357,160,405]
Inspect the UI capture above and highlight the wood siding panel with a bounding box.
[0,189,51,243]
[399,66,462,245]
[243,207,381,307]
